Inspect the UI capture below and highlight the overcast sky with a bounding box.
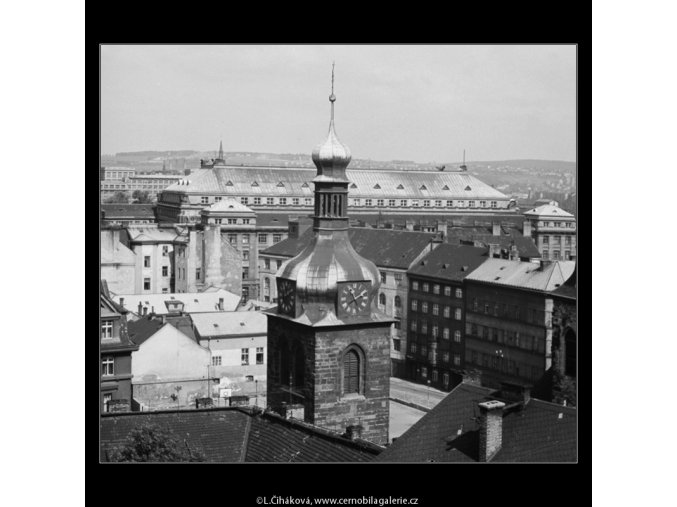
[101,44,576,163]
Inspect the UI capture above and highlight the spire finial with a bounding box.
[329,62,336,122]
[218,140,224,160]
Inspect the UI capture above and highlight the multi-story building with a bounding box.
[522,203,576,261]
[101,227,136,295]
[100,171,183,201]
[405,244,490,391]
[101,167,136,181]
[124,225,183,294]
[260,225,440,376]
[101,204,156,226]
[463,259,576,396]
[156,165,515,224]
[100,281,138,413]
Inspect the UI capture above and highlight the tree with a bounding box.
[104,191,130,204]
[132,190,152,204]
[108,422,205,462]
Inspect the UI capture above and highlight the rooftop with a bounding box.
[261,227,438,270]
[376,383,576,462]
[407,244,490,282]
[523,204,574,219]
[126,318,166,346]
[100,407,382,462]
[465,259,576,292]
[203,199,255,215]
[191,311,267,338]
[125,225,184,243]
[163,166,508,200]
[101,204,156,219]
[113,289,241,316]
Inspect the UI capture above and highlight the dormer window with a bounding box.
[397,184,404,189]
[373,183,381,189]
[101,320,113,339]
[465,185,472,191]
[226,181,233,186]
[302,182,310,188]
[419,185,427,191]
[251,181,259,187]
[350,183,358,189]
[442,185,450,190]
[277,182,285,187]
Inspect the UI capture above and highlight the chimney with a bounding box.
[405,220,415,231]
[137,302,143,315]
[492,222,501,236]
[488,243,500,258]
[142,306,148,316]
[161,315,166,325]
[436,220,447,238]
[345,424,364,441]
[288,218,299,239]
[478,400,505,462]
[119,297,124,307]
[523,220,532,237]
[509,243,520,261]
[539,259,553,271]
[218,297,224,310]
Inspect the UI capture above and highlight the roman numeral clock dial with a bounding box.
[277,279,296,316]
[338,281,371,317]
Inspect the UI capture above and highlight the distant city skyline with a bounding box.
[101,44,576,163]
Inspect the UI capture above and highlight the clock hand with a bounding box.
[355,290,367,299]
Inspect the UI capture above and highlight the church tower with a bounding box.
[265,67,393,445]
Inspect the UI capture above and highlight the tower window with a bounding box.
[343,349,360,395]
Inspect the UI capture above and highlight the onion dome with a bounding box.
[311,93,352,179]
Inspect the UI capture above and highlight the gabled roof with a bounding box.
[100,407,382,462]
[101,204,156,219]
[375,383,576,463]
[113,289,241,316]
[203,199,254,214]
[465,259,576,292]
[407,244,489,282]
[451,233,541,259]
[191,311,267,338]
[523,204,574,218]
[162,167,508,200]
[261,228,438,270]
[127,318,165,346]
[125,225,183,243]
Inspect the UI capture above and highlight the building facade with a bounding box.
[522,203,577,261]
[463,259,576,396]
[405,244,490,391]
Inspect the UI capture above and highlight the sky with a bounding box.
[101,44,576,163]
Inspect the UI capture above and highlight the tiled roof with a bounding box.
[191,311,267,338]
[127,318,165,346]
[375,383,576,462]
[552,267,576,300]
[261,228,438,270]
[465,259,576,292]
[203,199,254,214]
[100,407,383,462]
[523,204,574,218]
[101,204,156,219]
[125,225,183,243]
[451,232,541,259]
[255,213,291,228]
[114,289,241,316]
[163,167,508,200]
[407,244,489,282]
[351,213,524,229]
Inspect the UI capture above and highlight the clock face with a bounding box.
[277,279,296,316]
[338,281,371,316]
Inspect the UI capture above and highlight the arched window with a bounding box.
[343,349,360,394]
[379,293,386,306]
[394,296,401,308]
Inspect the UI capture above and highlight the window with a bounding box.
[565,250,571,260]
[258,234,268,244]
[103,393,112,412]
[195,268,201,280]
[443,327,450,340]
[432,325,439,338]
[446,200,454,207]
[454,330,461,342]
[491,201,497,208]
[480,200,486,208]
[443,373,450,387]
[412,281,419,291]
[242,235,249,244]
[543,249,549,259]
[393,338,401,351]
[432,370,439,382]
[242,219,250,225]
[365,199,372,206]
[162,266,168,277]
[468,200,475,208]
[565,236,572,245]
[379,293,386,306]
[380,271,387,283]
[214,218,222,225]
[162,246,168,257]
[144,256,150,268]
[473,298,478,312]
[394,272,403,283]
[433,284,440,294]
[543,236,549,245]
[101,320,113,339]
[484,303,490,314]
[279,197,287,205]
[423,200,430,207]
[343,349,360,394]
[410,320,418,332]
[400,199,408,206]
[102,357,114,376]
[443,306,450,318]
[201,196,209,204]
[453,354,461,366]
[242,268,249,279]
[435,200,442,207]
[256,347,264,365]
[411,299,418,311]
[227,218,237,225]
[421,367,427,378]
[443,352,450,363]
[455,288,462,299]
[432,304,439,316]
[455,308,462,320]
[443,286,451,297]
[421,321,428,334]
[421,302,428,313]
[457,200,465,207]
[304,198,312,205]
[243,250,249,261]
[410,342,417,353]
[394,319,401,329]
[143,278,151,290]
[264,259,270,270]
[353,198,361,206]
[412,200,419,207]
[241,348,249,365]
[276,260,282,269]
[273,234,282,243]
[254,197,261,205]
[377,199,384,207]
[228,234,237,244]
[388,199,396,206]
[553,250,560,260]
[212,356,222,366]
[267,197,275,205]
[241,197,249,205]
[162,288,168,294]
[422,283,429,292]
[292,198,299,205]
[421,345,427,356]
